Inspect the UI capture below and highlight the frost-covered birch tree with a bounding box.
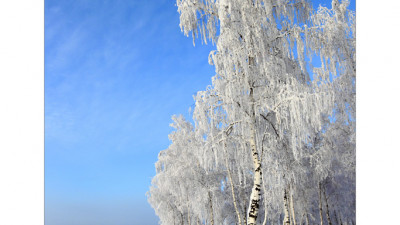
[148,0,355,224]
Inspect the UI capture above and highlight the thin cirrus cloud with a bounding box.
[45,0,215,224]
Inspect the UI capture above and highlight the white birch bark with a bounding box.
[246,124,262,225]
[262,206,267,225]
[224,142,243,225]
[247,88,262,225]
[283,189,291,225]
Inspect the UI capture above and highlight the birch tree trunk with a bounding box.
[290,190,297,225]
[240,170,248,225]
[305,212,310,225]
[262,207,267,225]
[262,179,268,225]
[247,88,262,225]
[339,212,343,225]
[242,200,248,225]
[319,182,324,225]
[283,189,291,225]
[246,125,262,225]
[322,186,332,225]
[208,191,214,225]
[224,142,243,225]
[181,213,184,225]
[334,210,340,225]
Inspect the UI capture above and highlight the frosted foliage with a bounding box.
[148,0,355,225]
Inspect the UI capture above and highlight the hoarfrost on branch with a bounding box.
[148,0,355,224]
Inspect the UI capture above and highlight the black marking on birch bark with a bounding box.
[252,201,259,206]
[249,214,257,218]
[250,199,260,209]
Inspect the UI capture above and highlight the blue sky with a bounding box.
[45,0,215,224]
[45,0,355,224]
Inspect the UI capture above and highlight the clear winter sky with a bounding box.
[45,0,355,224]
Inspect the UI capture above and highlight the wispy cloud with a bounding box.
[45,1,215,224]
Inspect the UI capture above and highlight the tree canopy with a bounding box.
[148,0,355,224]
